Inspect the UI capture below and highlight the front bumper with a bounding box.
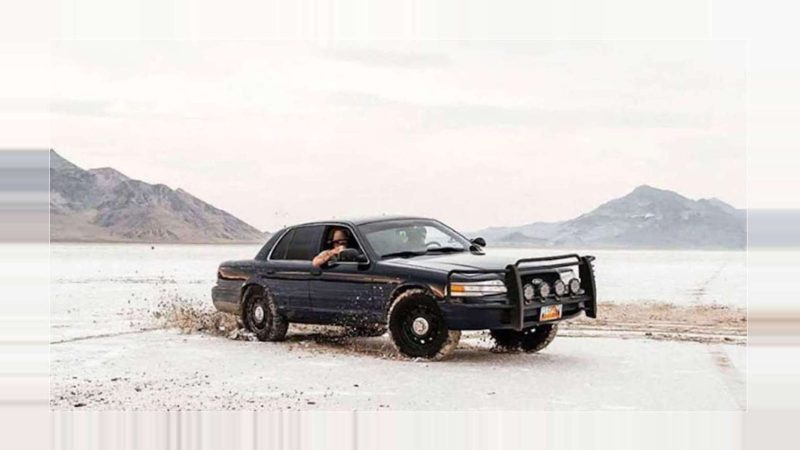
[442,254,597,331]
[441,295,591,330]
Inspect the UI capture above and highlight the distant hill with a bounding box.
[472,185,746,249]
[50,150,267,243]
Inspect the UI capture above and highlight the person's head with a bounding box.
[406,226,427,247]
[330,228,349,248]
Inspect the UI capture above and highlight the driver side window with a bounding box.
[320,225,363,253]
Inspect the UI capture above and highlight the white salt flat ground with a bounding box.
[46,244,747,410]
[50,329,745,410]
[48,244,747,343]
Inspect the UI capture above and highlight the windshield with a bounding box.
[359,219,472,258]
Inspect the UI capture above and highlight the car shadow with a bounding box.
[276,328,584,365]
[282,329,399,359]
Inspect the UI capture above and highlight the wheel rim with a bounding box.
[248,298,269,332]
[253,305,265,324]
[411,317,430,336]
[399,305,442,348]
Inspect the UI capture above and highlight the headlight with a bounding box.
[569,278,581,295]
[553,279,567,296]
[449,279,507,297]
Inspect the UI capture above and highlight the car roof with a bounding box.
[295,215,434,227]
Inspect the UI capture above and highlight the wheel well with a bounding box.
[385,284,435,317]
[241,283,264,301]
[389,283,431,300]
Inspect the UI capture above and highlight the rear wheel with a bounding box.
[490,324,558,353]
[388,289,460,360]
[242,288,288,342]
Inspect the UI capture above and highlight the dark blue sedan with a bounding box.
[212,216,597,360]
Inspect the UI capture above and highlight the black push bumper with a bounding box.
[442,254,597,331]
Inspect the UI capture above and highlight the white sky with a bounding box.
[51,40,746,232]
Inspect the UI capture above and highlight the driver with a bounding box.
[312,228,349,268]
[405,226,427,249]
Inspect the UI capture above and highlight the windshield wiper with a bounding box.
[381,250,428,259]
[425,246,466,254]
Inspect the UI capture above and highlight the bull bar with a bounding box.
[445,254,597,331]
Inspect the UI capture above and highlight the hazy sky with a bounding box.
[51,40,746,232]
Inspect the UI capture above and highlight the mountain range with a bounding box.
[471,185,746,249]
[50,151,746,248]
[50,151,266,243]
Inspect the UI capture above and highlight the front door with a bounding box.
[310,263,382,323]
[308,224,382,323]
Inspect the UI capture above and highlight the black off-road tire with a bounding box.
[242,288,288,342]
[388,289,460,360]
[520,324,558,353]
[489,329,522,351]
[490,324,558,353]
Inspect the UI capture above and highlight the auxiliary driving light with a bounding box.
[537,282,551,299]
[553,279,567,296]
[523,283,535,301]
[569,278,581,295]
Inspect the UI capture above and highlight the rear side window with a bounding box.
[270,226,323,261]
[269,229,295,260]
[285,226,322,260]
[255,230,284,260]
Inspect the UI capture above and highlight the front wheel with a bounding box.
[388,289,460,360]
[519,324,558,353]
[490,324,558,353]
[489,329,522,351]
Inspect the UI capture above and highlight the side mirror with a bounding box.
[336,248,369,264]
[471,237,487,247]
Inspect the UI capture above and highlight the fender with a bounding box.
[382,282,445,320]
[230,275,274,317]
[241,275,271,304]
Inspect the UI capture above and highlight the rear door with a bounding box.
[263,225,323,314]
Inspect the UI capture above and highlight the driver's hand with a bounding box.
[332,245,346,255]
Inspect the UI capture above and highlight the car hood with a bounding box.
[381,250,564,273]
